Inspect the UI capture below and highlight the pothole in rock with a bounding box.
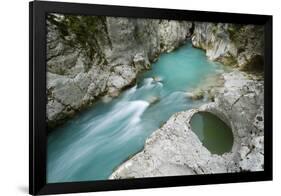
[190,111,234,155]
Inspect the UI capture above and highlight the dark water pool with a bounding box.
[190,112,234,155]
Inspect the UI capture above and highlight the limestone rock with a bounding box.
[110,70,264,179]
[46,15,193,128]
[192,22,264,71]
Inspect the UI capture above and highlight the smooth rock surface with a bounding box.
[110,70,264,179]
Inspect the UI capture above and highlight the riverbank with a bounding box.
[47,42,226,183]
[110,70,264,179]
[47,15,193,129]
[47,18,264,130]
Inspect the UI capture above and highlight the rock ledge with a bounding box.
[110,70,264,179]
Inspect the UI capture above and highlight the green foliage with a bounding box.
[227,24,243,41]
[211,26,218,34]
[47,14,107,66]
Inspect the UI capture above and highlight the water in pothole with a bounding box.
[190,112,234,155]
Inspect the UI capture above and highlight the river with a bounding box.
[47,42,225,183]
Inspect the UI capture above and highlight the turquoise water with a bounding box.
[47,42,225,183]
[190,112,234,155]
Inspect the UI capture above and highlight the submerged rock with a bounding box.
[152,76,162,82]
[110,70,264,179]
[101,95,112,103]
[186,89,204,100]
[185,73,225,101]
[146,96,160,105]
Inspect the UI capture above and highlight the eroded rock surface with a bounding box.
[47,15,192,128]
[110,70,264,179]
[192,22,264,71]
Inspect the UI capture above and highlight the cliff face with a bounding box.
[47,15,192,128]
[192,22,264,71]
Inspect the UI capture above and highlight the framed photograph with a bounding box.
[29,1,273,195]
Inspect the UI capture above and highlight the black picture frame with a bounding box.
[29,1,273,195]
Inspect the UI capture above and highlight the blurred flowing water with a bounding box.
[47,42,225,183]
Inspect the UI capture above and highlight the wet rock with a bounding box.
[133,53,150,70]
[101,95,112,103]
[186,74,224,101]
[152,76,162,82]
[187,89,205,100]
[147,96,160,104]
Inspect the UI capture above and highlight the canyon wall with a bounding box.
[109,23,265,178]
[47,16,264,129]
[46,16,265,176]
[47,15,192,128]
[192,22,264,71]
